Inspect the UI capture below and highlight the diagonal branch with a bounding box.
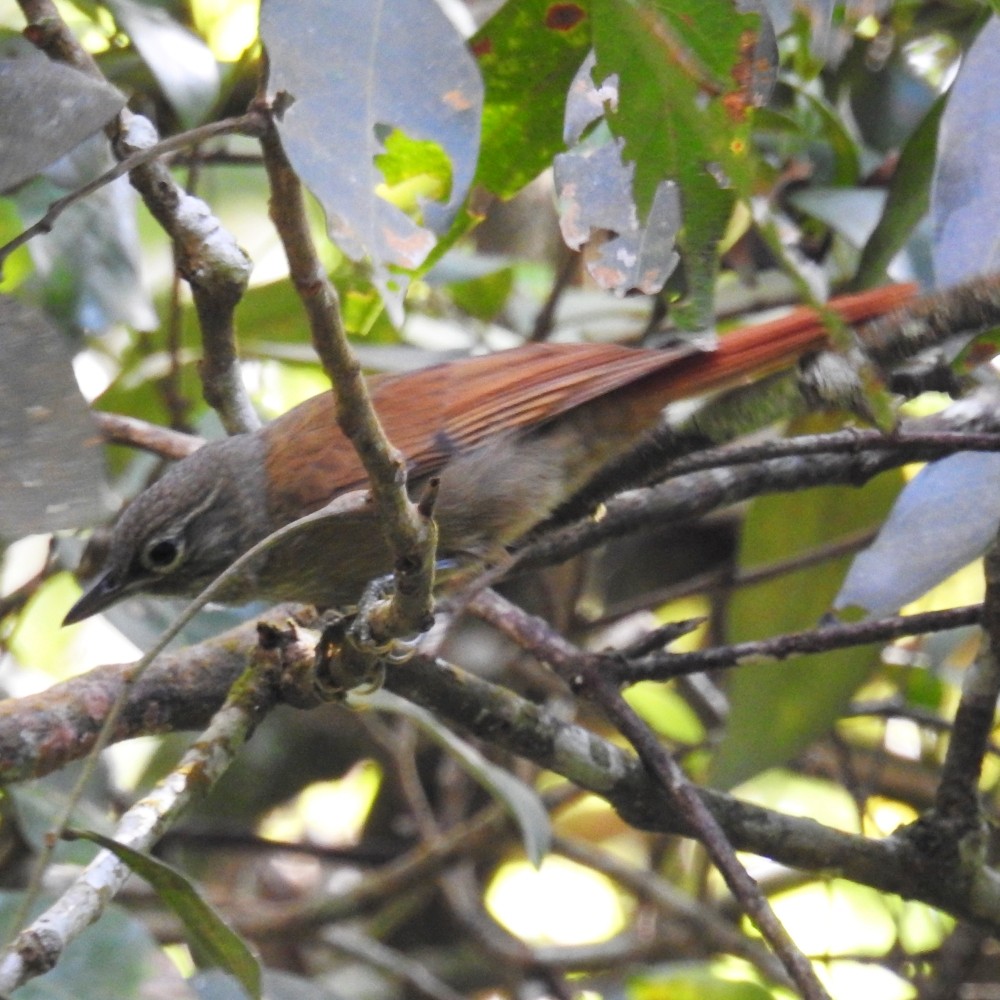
[468,589,831,1000]
[257,100,436,656]
[0,629,283,994]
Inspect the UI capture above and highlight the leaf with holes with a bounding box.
[591,0,768,327]
[472,0,592,197]
[261,0,483,323]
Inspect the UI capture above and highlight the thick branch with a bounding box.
[119,115,258,435]
[0,647,282,994]
[3,611,1000,929]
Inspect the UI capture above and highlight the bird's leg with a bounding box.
[313,574,427,697]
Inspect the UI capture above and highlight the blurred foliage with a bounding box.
[0,0,998,997]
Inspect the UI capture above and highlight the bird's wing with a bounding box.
[263,282,917,523]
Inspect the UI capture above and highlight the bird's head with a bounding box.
[63,436,268,624]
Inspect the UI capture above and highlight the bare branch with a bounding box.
[257,104,436,655]
[0,634,282,993]
[857,272,1000,368]
[614,605,982,684]
[468,589,831,1000]
[0,113,265,272]
[92,411,203,460]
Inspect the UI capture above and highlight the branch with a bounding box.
[0,113,265,272]
[543,386,1000,538]
[612,605,982,683]
[857,272,1000,368]
[16,0,261,436]
[507,400,1000,583]
[469,590,830,1000]
[92,411,203,460]
[322,927,466,1000]
[118,114,259,435]
[257,102,436,661]
[4,609,1000,930]
[0,637,283,993]
[0,610,280,782]
[659,428,1000,480]
[17,0,103,77]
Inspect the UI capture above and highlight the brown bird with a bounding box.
[63,284,916,625]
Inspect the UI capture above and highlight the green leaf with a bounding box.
[708,450,904,789]
[854,94,945,289]
[593,0,757,216]
[0,198,33,290]
[445,263,516,320]
[670,171,734,330]
[591,0,759,326]
[66,828,261,1000]
[472,0,592,197]
[748,85,861,193]
[375,130,454,219]
[359,690,552,865]
[802,89,862,187]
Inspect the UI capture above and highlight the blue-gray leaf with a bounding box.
[0,49,124,190]
[261,0,483,323]
[835,452,1000,618]
[931,17,1000,286]
[0,296,111,536]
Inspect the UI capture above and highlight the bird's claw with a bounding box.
[312,606,418,699]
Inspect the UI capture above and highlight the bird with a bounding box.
[62,283,916,625]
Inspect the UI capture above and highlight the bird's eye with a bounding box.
[141,537,184,573]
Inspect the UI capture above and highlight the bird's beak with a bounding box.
[62,570,124,626]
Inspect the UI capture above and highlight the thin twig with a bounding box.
[92,411,203,459]
[0,112,265,271]
[18,0,102,77]
[613,605,982,684]
[508,415,1000,584]
[584,678,830,999]
[321,927,466,1000]
[529,248,578,342]
[659,429,1000,481]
